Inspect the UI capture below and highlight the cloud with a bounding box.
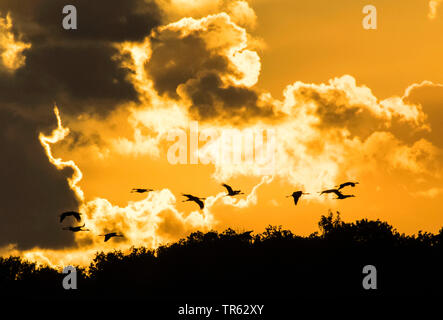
[191,75,436,191]
[429,0,443,19]
[402,81,443,148]
[0,0,164,250]
[115,10,440,195]
[227,1,257,29]
[363,132,441,176]
[0,107,274,266]
[282,75,428,139]
[416,187,443,198]
[145,13,277,122]
[0,0,163,43]
[0,13,30,72]
[159,0,223,19]
[0,107,78,250]
[220,176,273,207]
[0,0,163,116]
[159,0,258,29]
[39,106,85,202]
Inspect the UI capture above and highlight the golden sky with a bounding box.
[1,0,442,267]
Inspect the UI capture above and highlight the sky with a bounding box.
[0,0,442,267]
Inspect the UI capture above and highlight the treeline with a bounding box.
[1,212,442,298]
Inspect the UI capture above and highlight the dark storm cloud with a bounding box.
[146,23,279,122]
[0,108,78,250]
[147,33,229,99]
[0,1,163,249]
[0,44,138,114]
[0,0,163,116]
[184,71,276,121]
[0,0,162,43]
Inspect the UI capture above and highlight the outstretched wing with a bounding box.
[293,191,303,205]
[72,211,81,222]
[338,182,349,189]
[196,198,205,209]
[339,182,358,189]
[60,211,81,223]
[59,212,67,223]
[222,184,234,194]
[332,189,344,197]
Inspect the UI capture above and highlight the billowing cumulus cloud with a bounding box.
[111,10,442,193]
[145,13,275,122]
[159,0,257,29]
[227,1,257,29]
[282,76,428,137]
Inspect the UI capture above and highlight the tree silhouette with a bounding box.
[1,212,442,298]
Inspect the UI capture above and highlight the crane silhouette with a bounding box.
[182,194,205,209]
[335,193,355,200]
[286,191,309,206]
[62,223,89,232]
[321,189,355,200]
[131,188,154,194]
[222,184,244,196]
[100,232,124,242]
[319,188,340,195]
[336,181,359,190]
[59,211,81,223]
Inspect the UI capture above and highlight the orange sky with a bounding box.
[254,0,443,99]
[66,0,443,235]
[1,0,442,267]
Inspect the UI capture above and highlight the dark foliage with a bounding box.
[1,212,442,299]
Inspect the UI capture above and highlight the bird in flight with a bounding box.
[321,189,355,200]
[182,194,205,209]
[131,188,154,194]
[100,232,124,242]
[287,191,310,206]
[59,211,81,223]
[62,223,89,232]
[336,181,359,190]
[319,188,340,195]
[335,193,355,200]
[222,184,244,196]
